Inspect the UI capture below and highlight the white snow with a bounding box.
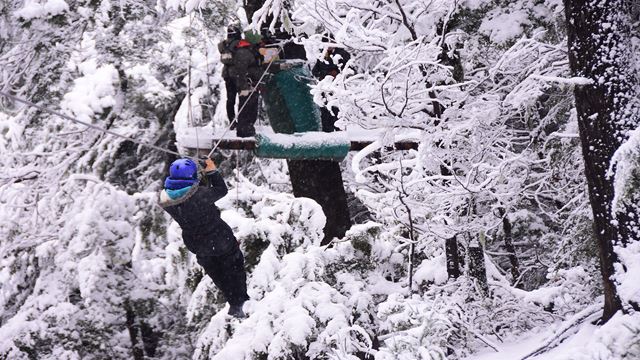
[479,10,530,44]
[260,130,349,147]
[14,0,69,20]
[61,64,118,122]
[3,0,640,359]
[61,34,119,123]
[413,255,449,286]
[529,75,595,85]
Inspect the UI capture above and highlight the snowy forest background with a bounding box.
[1,0,640,359]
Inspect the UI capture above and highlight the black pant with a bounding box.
[224,78,237,124]
[320,106,340,132]
[236,90,259,137]
[196,247,249,306]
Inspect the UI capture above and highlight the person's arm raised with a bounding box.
[201,158,228,203]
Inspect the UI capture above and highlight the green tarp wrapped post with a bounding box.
[263,62,322,134]
[257,60,344,161]
[255,132,350,161]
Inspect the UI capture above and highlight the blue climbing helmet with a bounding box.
[169,158,198,179]
[165,158,198,191]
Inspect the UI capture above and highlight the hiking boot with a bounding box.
[228,303,246,319]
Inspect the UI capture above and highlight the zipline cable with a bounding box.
[187,13,201,154]
[0,90,185,158]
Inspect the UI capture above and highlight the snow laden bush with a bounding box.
[0,166,216,359]
[185,178,590,359]
[0,4,225,358]
[1,179,162,358]
[186,181,482,359]
[183,181,426,359]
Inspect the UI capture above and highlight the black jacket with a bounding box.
[218,39,236,79]
[159,171,237,256]
[312,48,350,80]
[224,41,263,91]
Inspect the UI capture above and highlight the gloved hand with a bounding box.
[205,158,216,172]
[199,155,217,172]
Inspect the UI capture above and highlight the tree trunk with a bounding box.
[502,216,521,288]
[244,0,264,22]
[564,0,640,322]
[287,160,351,245]
[124,300,144,360]
[468,235,488,296]
[445,237,461,279]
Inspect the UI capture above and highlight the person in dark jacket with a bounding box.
[226,37,263,137]
[159,157,249,318]
[218,26,242,128]
[312,42,351,132]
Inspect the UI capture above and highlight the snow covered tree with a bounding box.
[0,0,231,357]
[564,0,640,322]
[2,0,640,358]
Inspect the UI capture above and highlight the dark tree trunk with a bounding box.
[244,0,264,22]
[288,160,351,245]
[502,216,521,288]
[445,237,461,279]
[124,300,144,360]
[564,0,639,322]
[468,236,488,295]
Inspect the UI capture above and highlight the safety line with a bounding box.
[0,90,185,158]
[187,13,201,153]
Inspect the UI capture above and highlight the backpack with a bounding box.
[219,40,236,65]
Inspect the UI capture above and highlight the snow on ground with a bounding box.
[464,325,596,360]
[466,310,640,360]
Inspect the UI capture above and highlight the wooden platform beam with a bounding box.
[185,138,420,152]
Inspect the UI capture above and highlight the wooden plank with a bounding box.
[206,138,257,150]
[184,138,419,152]
[349,140,419,151]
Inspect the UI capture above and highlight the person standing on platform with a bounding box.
[226,32,263,137]
[312,39,351,132]
[218,26,242,129]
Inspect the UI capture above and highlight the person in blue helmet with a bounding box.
[159,157,249,318]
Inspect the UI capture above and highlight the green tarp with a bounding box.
[255,132,350,161]
[262,63,322,134]
[257,61,349,161]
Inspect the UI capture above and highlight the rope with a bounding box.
[187,13,200,153]
[0,90,185,158]
[207,58,275,158]
[235,150,240,210]
[200,18,217,126]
